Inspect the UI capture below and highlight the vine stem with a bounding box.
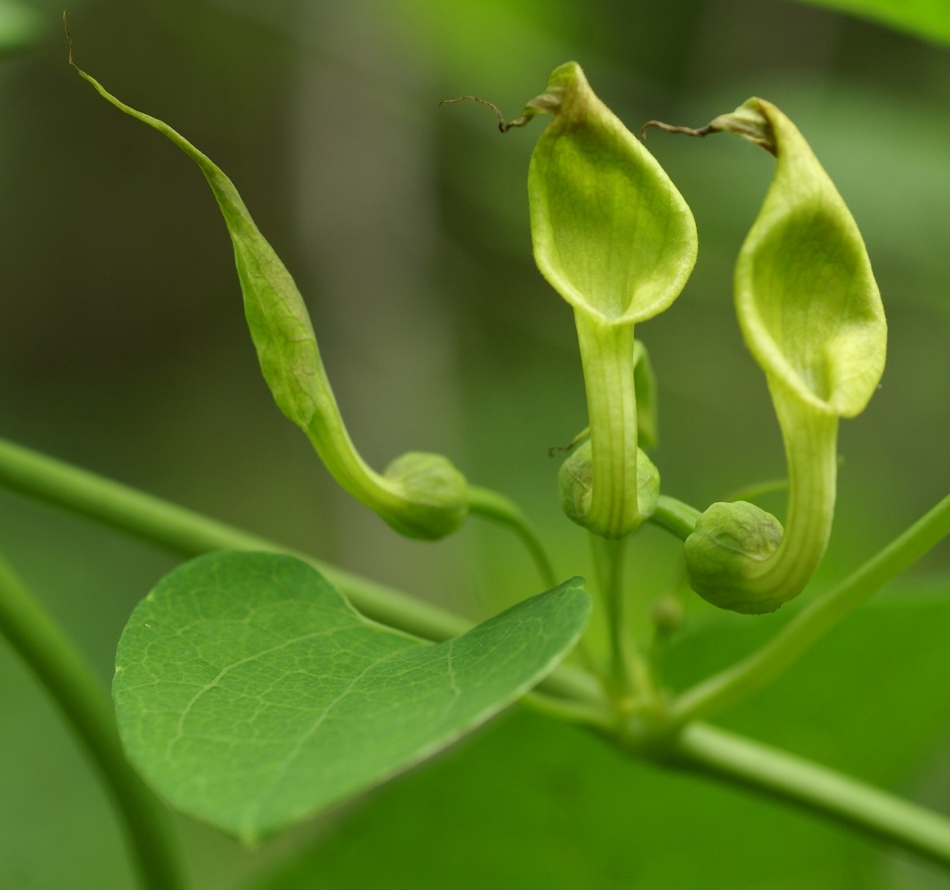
[674,722,950,867]
[0,555,186,889]
[467,485,558,589]
[590,534,654,706]
[591,535,631,700]
[648,494,701,540]
[671,490,950,725]
[0,436,600,706]
[10,435,950,861]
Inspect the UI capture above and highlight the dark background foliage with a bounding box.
[1,0,950,886]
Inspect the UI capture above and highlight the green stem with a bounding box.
[467,485,558,589]
[0,436,601,706]
[649,486,791,542]
[521,689,613,728]
[0,437,466,641]
[725,477,788,503]
[671,490,950,726]
[0,555,185,889]
[649,495,701,540]
[590,534,652,706]
[606,540,637,698]
[749,379,838,605]
[574,310,641,538]
[674,722,950,867]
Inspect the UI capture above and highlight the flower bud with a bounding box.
[558,440,659,529]
[381,452,468,540]
[684,501,783,613]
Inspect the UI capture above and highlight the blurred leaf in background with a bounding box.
[0,0,43,55]
[800,0,950,46]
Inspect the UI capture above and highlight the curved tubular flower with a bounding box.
[74,67,466,541]
[525,62,697,539]
[684,99,887,614]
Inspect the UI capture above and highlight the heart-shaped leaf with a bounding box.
[113,551,590,842]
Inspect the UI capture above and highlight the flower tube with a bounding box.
[683,99,887,613]
[75,66,467,541]
[524,63,697,538]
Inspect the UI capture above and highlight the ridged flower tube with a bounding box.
[75,67,467,541]
[683,99,887,614]
[525,62,697,539]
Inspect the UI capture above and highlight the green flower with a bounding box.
[524,62,696,538]
[74,66,467,541]
[683,99,887,614]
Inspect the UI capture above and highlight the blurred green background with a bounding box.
[2,0,950,887]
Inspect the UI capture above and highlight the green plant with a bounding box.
[3,22,950,889]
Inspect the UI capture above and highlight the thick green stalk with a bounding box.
[0,556,185,890]
[649,495,701,540]
[0,436,600,705]
[590,534,654,708]
[591,535,631,699]
[671,490,950,726]
[749,379,839,602]
[574,311,641,538]
[674,722,950,867]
